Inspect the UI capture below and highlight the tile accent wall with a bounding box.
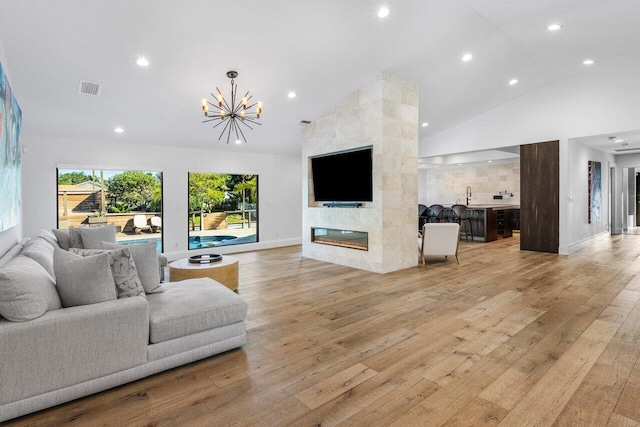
[302,73,418,273]
[423,160,520,206]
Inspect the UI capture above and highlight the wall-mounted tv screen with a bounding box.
[311,147,373,202]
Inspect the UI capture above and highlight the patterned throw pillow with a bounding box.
[70,247,146,299]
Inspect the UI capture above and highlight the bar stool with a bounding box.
[418,204,428,231]
[428,204,445,223]
[451,204,473,242]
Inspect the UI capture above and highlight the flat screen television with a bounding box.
[311,147,373,202]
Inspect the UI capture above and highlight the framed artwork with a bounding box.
[0,60,22,232]
[588,161,601,223]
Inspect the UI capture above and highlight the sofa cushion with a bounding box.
[0,255,61,321]
[101,241,163,294]
[68,227,84,249]
[54,248,117,307]
[70,247,146,299]
[78,223,117,249]
[146,278,247,344]
[52,229,71,251]
[21,236,56,278]
[0,240,26,269]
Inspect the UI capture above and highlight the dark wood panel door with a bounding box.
[520,140,559,253]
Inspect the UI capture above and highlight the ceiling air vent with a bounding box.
[296,120,312,127]
[614,147,640,152]
[78,80,102,96]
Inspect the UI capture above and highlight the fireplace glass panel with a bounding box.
[311,228,368,251]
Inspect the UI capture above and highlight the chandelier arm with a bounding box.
[202,118,222,123]
[211,119,229,129]
[235,120,249,142]
[242,119,262,126]
[236,119,255,130]
[216,87,233,112]
[206,102,225,111]
[233,119,242,141]
[217,119,233,141]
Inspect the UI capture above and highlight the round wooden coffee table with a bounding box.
[169,255,239,291]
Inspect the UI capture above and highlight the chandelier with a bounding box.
[201,71,263,144]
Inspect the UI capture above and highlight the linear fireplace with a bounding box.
[311,227,368,251]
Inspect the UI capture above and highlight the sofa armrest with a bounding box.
[0,297,149,406]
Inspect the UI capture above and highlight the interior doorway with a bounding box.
[621,167,640,235]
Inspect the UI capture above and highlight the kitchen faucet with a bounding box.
[466,186,472,206]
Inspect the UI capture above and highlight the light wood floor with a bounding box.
[9,234,640,426]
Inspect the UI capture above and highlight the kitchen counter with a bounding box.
[430,205,520,242]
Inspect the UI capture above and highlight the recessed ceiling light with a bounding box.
[547,23,562,31]
[457,163,463,166]
[615,139,625,143]
[378,6,390,18]
[583,59,595,65]
[288,91,297,99]
[488,160,493,163]
[462,53,473,62]
[234,139,243,145]
[114,127,124,134]
[135,57,149,67]
[422,122,429,127]
[509,79,518,86]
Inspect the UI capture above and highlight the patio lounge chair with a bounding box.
[133,214,152,233]
[150,216,162,232]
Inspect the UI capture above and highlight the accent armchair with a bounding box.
[418,223,460,264]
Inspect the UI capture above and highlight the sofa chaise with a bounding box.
[0,229,247,422]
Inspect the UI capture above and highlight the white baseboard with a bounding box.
[561,231,610,255]
[163,237,302,261]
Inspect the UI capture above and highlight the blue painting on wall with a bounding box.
[588,161,601,223]
[0,60,22,232]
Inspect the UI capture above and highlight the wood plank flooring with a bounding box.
[9,234,640,426]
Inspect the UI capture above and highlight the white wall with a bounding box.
[21,135,302,260]
[0,33,22,258]
[423,72,640,254]
[566,140,614,253]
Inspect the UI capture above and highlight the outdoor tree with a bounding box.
[106,171,158,212]
[58,171,92,185]
[188,173,229,212]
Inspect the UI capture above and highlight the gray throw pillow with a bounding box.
[21,236,56,278]
[70,247,145,299]
[68,227,84,249]
[101,241,163,293]
[78,223,117,249]
[0,255,62,321]
[54,248,117,307]
[52,228,71,250]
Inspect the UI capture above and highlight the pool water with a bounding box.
[188,235,237,249]
[118,238,162,253]
[117,234,250,252]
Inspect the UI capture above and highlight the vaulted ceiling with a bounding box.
[1,0,638,155]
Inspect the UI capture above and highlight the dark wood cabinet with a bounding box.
[520,141,559,253]
[465,207,516,242]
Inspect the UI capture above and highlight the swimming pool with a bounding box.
[188,235,237,249]
[118,237,162,253]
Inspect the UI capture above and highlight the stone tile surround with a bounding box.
[302,73,418,274]
[423,160,520,206]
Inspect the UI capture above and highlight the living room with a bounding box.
[3,1,640,425]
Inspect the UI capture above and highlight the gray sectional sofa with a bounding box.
[0,230,248,422]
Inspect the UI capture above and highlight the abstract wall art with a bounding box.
[0,60,22,232]
[588,160,601,223]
